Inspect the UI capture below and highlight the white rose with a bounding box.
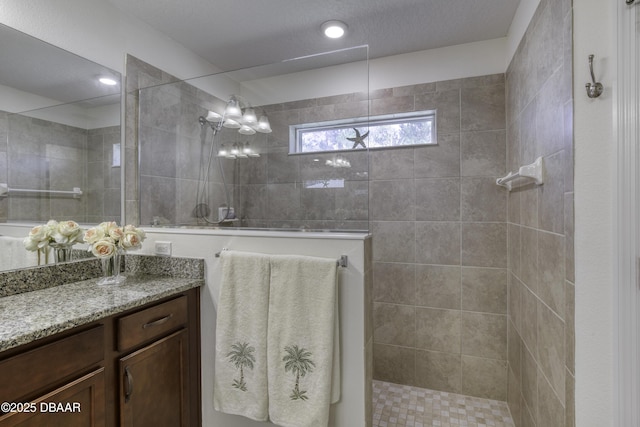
[27,225,51,248]
[91,239,117,258]
[124,225,146,242]
[84,226,105,244]
[121,232,142,250]
[100,221,123,242]
[23,236,39,251]
[54,220,83,244]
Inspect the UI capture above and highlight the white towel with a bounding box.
[267,255,339,427]
[213,251,270,421]
[0,236,38,270]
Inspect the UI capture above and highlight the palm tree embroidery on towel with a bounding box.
[283,345,315,401]
[227,342,256,391]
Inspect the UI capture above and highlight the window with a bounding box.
[290,110,436,154]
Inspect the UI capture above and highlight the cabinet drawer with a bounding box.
[118,296,187,351]
[0,325,104,403]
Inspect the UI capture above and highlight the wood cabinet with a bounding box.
[119,330,188,427]
[0,369,106,427]
[0,288,200,427]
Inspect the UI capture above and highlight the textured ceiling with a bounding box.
[107,0,521,71]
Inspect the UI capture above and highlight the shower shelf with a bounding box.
[496,157,544,191]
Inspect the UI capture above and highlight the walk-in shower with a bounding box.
[135,46,370,230]
[194,95,273,225]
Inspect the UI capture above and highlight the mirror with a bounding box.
[0,23,122,271]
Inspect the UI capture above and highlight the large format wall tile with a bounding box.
[461,177,507,222]
[461,267,507,314]
[505,1,574,424]
[373,344,415,385]
[461,223,507,268]
[461,312,507,360]
[373,302,416,347]
[461,85,506,132]
[415,349,462,393]
[416,264,461,309]
[461,130,507,177]
[461,355,508,400]
[416,222,461,265]
[373,262,416,305]
[414,133,461,178]
[415,307,461,353]
[415,178,460,221]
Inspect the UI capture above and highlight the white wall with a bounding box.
[505,0,541,66]
[573,0,616,425]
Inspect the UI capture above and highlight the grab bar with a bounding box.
[215,248,348,268]
[0,183,83,198]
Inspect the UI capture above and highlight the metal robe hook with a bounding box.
[586,54,604,98]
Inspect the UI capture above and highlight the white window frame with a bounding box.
[289,110,437,154]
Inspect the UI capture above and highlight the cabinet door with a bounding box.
[119,329,189,427]
[0,368,105,427]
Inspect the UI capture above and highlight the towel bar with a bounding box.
[214,249,348,268]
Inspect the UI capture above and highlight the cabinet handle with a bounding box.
[143,313,173,329]
[124,366,133,403]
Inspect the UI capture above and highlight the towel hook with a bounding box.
[586,54,604,98]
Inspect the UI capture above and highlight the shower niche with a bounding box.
[131,47,370,231]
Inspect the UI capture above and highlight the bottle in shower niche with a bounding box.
[218,206,235,222]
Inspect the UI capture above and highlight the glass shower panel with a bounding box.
[137,46,370,231]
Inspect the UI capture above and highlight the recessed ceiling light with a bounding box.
[321,20,347,39]
[99,77,118,86]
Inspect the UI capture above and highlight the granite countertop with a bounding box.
[0,255,205,353]
[0,274,203,352]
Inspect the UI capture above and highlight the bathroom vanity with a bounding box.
[0,259,203,427]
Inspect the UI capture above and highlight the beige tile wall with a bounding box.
[126,55,570,410]
[371,74,509,401]
[0,112,109,223]
[505,0,574,426]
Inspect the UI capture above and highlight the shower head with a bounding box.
[198,116,219,131]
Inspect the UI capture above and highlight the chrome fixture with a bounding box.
[586,54,604,98]
[200,95,272,136]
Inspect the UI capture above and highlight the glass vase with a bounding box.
[37,247,50,266]
[50,244,73,264]
[98,249,126,285]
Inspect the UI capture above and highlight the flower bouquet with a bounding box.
[84,222,146,285]
[23,220,84,264]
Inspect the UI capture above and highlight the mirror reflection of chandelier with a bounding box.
[326,156,351,168]
[204,95,272,135]
[218,141,260,159]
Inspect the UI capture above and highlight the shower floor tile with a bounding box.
[372,380,515,427]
